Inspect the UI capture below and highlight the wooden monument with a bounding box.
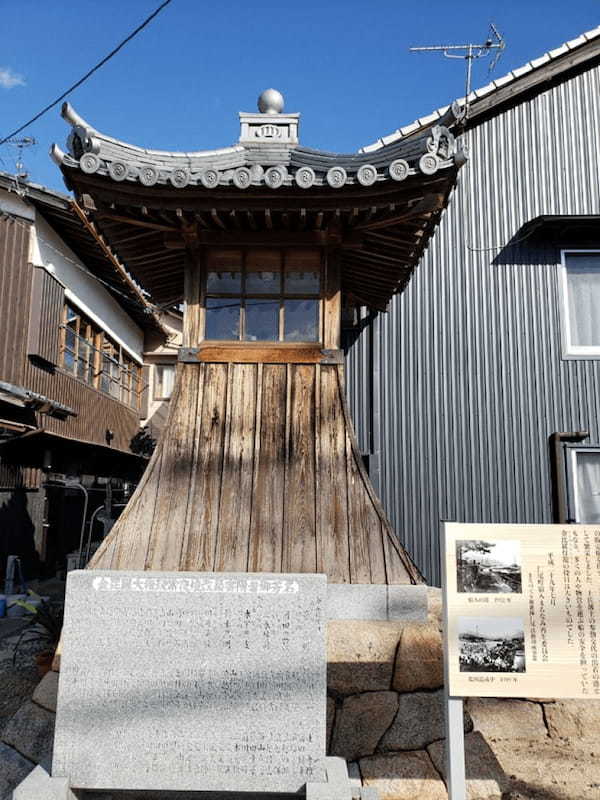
[51,89,466,584]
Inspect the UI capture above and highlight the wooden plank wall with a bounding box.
[0,215,32,385]
[90,362,422,584]
[0,214,139,458]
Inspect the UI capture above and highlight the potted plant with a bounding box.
[10,590,64,676]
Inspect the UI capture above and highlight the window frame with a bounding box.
[59,302,142,410]
[153,363,176,401]
[559,249,600,359]
[565,444,600,523]
[202,248,324,344]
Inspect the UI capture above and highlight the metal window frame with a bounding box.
[564,443,600,522]
[559,249,600,359]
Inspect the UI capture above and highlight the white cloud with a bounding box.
[0,67,25,89]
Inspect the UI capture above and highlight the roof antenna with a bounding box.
[3,136,37,194]
[410,24,505,118]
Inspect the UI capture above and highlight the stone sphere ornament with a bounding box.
[258,89,285,115]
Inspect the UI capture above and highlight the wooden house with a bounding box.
[0,172,166,579]
[50,89,467,582]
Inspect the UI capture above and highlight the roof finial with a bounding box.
[257,88,284,115]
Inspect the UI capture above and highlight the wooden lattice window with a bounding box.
[59,303,142,409]
[204,249,322,342]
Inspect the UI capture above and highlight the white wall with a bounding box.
[28,209,144,361]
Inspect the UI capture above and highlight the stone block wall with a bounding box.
[326,589,600,800]
[3,589,600,800]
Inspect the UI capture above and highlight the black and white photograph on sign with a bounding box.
[456,539,522,593]
[458,616,526,673]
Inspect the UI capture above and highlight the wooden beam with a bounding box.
[94,211,178,233]
[356,195,444,231]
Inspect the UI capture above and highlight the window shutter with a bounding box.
[27,266,64,366]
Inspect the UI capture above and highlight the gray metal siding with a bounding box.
[346,63,600,585]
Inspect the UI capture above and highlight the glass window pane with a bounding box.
[246,250,281,294]
[65,329,76,352]
[576,451,600,523]
[565,253,600,346]
[285,250,320,295]
[244,299,279,341]
[206,249,242,293]
[63,349,75,370]
[66,306,79,331]
[155,364,176,398]
[205,298,240,340]
[77,341,91,381]
[284,299,319,341]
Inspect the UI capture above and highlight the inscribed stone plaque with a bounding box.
[53,570,327,792]
[443,523,600,699]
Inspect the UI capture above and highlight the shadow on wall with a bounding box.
[0,489,41,583]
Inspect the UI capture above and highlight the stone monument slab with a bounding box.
[52,570,327,793]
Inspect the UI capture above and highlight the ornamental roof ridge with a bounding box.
[52,94,466,192]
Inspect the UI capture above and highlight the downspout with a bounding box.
[549,431,589,523]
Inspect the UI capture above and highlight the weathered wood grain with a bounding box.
[248,364,286,572]
[193,344,326,364]
[283,364,317,573]
[87,357,422,584]
[214,363,257,571]
[182,362,228,570]
[319,367,350,582]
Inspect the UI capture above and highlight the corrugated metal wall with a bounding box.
[346,63,600,585]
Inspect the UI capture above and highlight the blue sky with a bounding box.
[1,1,598,193]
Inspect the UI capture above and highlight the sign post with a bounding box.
[441,522,600,798]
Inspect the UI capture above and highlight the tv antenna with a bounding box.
[410,24,505,117]
[4,136,37,181]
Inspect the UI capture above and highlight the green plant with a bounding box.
[10,590,64,667]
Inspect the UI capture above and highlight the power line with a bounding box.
[0,0,173,147]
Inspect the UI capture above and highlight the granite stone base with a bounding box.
[6,586,600,800]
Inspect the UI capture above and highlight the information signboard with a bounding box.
[443,523,600,700]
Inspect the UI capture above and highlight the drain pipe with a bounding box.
[549,431,589,523]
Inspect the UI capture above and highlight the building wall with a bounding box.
[0,201,142,455]
[30,213,143,361]
[346,62,600,585]
[141,311,182,437]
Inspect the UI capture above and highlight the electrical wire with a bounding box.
[0,0,173,147]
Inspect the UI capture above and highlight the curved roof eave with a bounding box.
[52,100,466,193]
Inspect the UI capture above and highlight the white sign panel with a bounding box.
[443,523,600,699]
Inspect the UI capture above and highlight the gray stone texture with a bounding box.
[53,570,327,793]
[428,732,506,800]
[2,701,54,768]
[31,671,59,713]
[347,761,362,798]
[326,585,426,622]
[380,690,471,751]
[331,692,398,761]
[12,765,74,800]
[327,621,404,695]
[543,699,600,740]
[466,698,547,741]
[327,696,336,751]
[392,623,443,693]
[359,751,447,800]
[0,743,33,800]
